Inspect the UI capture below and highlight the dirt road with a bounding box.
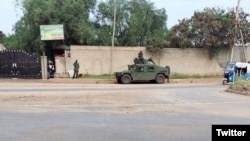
[0,78,235,114]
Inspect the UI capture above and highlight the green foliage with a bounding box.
[232,79,250,87]
[146,38,169,56]
[169,35,194,48]
[0,31,5,43]
[2,34,21,49]
[7,0,249,62]
[171,73,222,79]
[6,0,168,55]
[227,8,250,45]
[9,0,97,53]
[82,74,115,79]
[95,0,168,46]
[169,7,250,59]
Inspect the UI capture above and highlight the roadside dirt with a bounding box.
[0,78,223,113]
[0,91,149,113]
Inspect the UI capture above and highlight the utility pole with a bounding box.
[110,3,116,77]
[230,0,240,62]
[230,0,247,62]
[236,0,247,62]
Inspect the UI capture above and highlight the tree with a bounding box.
[168,7,250,59]
[127,0,168,46]
[10,0,97,54]
[145,37,169,64]
[5,0,169,58]
[2,34,22,49]
[228,8,250,45]
[95,0,168,46]
[95,0,129,46]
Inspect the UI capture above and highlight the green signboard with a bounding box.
[40,24,64,40]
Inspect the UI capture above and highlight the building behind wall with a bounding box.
[53,45,71,77]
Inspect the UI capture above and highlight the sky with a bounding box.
[152,0,249,28]
[0,0,249,35]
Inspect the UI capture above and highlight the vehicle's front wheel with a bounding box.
[121,74,132,84]
[155,74,165,84]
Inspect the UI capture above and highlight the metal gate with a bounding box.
[0,49,41,79]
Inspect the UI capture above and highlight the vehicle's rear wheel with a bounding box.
[121,74,132,84]
[155,74,165,84]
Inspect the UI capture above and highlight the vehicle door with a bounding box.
[134,65,146,80]
[134,65,155,80]
[146,65,156,80]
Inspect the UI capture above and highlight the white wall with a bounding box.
[59,46,228,75]
[53,45,250,76]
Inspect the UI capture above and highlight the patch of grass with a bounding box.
[81,74,115,79]
[170,73,222,79]
[78,73,222,80]
[231,77,250,87]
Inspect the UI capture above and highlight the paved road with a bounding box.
[0,82,250,141]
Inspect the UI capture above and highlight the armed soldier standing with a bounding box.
[72,60,80,79]
[134,51,147,64]
[138,51,144,61]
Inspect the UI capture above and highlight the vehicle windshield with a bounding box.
[225,64,234,71]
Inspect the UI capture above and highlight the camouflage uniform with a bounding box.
[73,60,80,78]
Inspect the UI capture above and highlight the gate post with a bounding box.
[41,56,48,80]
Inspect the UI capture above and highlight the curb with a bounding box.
[0,78,222,84]
[225,89,250,96]
[225,85,250,96]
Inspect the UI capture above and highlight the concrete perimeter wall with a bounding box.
[61,45,241,76]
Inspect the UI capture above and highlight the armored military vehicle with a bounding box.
[115,58,170,84]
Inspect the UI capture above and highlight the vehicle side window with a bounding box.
[136,66,144,72]
[148,66,154,72]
